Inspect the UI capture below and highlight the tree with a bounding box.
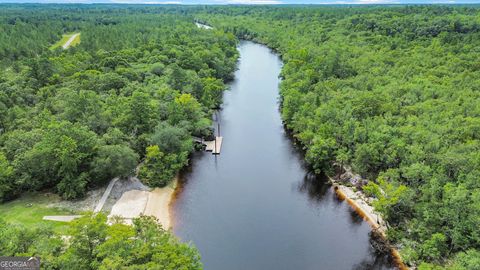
[169,93,203,127]
[449,249,480,270]
[126,90,158,136]
[0,152,14,201]
[27,56,54,89]
[362,176,409,222]
[13,121,98,199]
[151,63,165,76]
[61,214,202,270]
[139,145,185,187]
[150,122,191,154]
[421,233,448,262]
[58,213,108,270]
[201,77,224,109]
[91,144,139,185]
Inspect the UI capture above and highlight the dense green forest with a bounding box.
[0,5,238,201]
[2,4,480,270]
[196,5,480,269]
[0,214,202,269]
[0,6,241,268]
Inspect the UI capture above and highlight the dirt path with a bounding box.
[62,33,79,49]
[195,22,213,30]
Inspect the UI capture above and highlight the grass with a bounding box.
[50,33,81,50]
[69,33,81,47]
[0,192,77,233]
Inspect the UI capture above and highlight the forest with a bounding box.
[1,4,480,270]
[0,5,238,201]
[0,5,238,268]
[0,213,202,269]
[196,5,480,269]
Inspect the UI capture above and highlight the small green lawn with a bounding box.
[50,33,81,50]
[0,192,77,233]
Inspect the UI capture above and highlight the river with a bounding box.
[172,41,395,270]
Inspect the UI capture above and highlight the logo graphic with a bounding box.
[0,257,40,270]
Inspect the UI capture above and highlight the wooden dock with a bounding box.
[205,136,222,154]
[194,136,223,154]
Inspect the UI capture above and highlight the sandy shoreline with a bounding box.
[332,181,387,234]
[329,177,409,270]
[144,181,177,229]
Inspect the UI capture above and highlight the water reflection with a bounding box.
[173,41,395,270]
[349,207,366,225]
[352,233,396,270]
[296,172,330,204]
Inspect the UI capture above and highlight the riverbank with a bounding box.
[328,174,409,270]
[144,180,177,229]
[109,177,177,229]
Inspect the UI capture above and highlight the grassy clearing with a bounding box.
[0,192,78,233]
[50,33,81,50]
[69,33,81,48]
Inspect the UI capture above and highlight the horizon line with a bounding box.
[0,2,479,4]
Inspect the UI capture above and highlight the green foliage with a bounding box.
[0,213,202,270]
[0,6,237,201]
[364,176,409,222]
[418,263,443,270]
[139,145,185,187]
[421,233,448,262]
[151,63,165,76]
[448,249,480,270]
[151,122,192,154]
[10,121,97,199]
[0,152,14,201]
[3,4,480,268]
[91,145,139,185]
[361,181,380,198]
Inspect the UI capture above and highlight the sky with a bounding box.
[1,0,479,4]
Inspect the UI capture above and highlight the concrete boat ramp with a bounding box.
[42,135,223,225]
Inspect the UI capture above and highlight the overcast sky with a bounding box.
[1,0,478,4]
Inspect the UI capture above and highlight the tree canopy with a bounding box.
[1,4,480,269]
[0,5,238,200]
[0,213,202,270]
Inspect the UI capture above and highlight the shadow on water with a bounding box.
[296,172,330,205]
[173,41,398,270]
[352,234,397,270]
[349,206,366,225]
[284,123,397,269]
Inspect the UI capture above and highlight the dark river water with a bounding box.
[173,41,395,270]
